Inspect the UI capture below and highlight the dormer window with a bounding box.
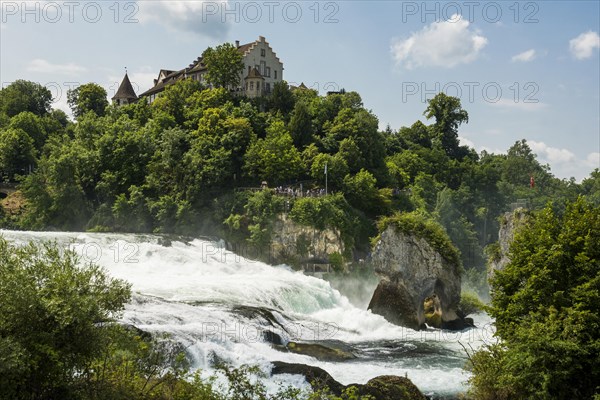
[261,49,266,57]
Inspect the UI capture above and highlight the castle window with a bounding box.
[261,49,266,57]
[274,70,278,79]
[250,82,254,90]
[248,66,251,74]
[266,83,271,93]
[265,67,271,77]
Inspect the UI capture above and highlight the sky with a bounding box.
[1,0,599,181]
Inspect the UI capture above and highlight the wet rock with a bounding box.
[368,280,423,330]
[271,361,345,395]
[263,329,283,346]
[271,362,427,399]
[356,375,427,400]
[369,227,467,330]
[284,340,357,362]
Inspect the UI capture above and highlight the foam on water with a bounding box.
[1,230,495,397]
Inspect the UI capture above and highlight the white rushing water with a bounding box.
[1,230,496,398]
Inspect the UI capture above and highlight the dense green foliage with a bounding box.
[0,79,595,278]
[201,43,245,89]
[67,83,110,119]
[468,197,600,399]
[0,237,131,398]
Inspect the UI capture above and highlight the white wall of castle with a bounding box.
[240,37,283,94]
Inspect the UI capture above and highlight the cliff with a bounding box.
[270,214,345,266]
[488,208,530,281]
[368,224,469,330]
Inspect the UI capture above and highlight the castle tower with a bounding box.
[112,73,138,106]
[244,67,264,99]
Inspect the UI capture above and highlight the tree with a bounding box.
[151,78,203,126]
[8,111,46,150]
[269,81,295,115]
[0,238,131,398]
[288,100,313,149]
[310,153,348,190]
[424,93,468,159]
[343,169,380,214]
[580,168,600,205]
[67,83,109,119]
[201,42,245,89]
[243,120,303,184]
[469,198,600,399]
[0,128,36,180]
[0,80,52,117]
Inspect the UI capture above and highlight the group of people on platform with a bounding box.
[273,186,328,198]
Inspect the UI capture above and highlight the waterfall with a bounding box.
[1,230,495,397]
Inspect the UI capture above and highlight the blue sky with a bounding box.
[1,0,599,181]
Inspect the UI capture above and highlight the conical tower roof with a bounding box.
[112,73,138,101]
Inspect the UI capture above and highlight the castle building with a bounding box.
[139,36,283,102]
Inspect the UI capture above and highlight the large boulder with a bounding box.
[271,361,345,395]
[357,375,427,400]
[271,362,427,399]
[284,340,356,361]
[368,225,467,330]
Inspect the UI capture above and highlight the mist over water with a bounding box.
[1,230,495,398]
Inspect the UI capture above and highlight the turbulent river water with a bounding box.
[2,230,495,398]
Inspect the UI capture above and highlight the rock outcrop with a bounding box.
[283,340,357,362]
[271,362,426,399]
[357,375,427,400]
[488,208,530,281]
[270,214,344,264]
[368,226,467,330]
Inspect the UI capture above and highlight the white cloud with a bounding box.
[569,31,600,60]
[489,98,548,111]
[137,0,229,39]
[529,140,576,165]
[27,59,87,75]
[511,49,536,62]
[458,136,475,149]
[585,152,600,169]
[391,14,488,69]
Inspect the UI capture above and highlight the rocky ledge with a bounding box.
[271,361,426,400]
[368,226,471,330]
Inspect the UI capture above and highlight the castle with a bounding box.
[112,36,284,105]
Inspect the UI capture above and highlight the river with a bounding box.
[1,230,495,398]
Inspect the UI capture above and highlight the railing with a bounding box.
[302,263,331,275]
[510,199,530,211]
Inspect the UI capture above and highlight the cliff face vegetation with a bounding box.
[468,198,600,399]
